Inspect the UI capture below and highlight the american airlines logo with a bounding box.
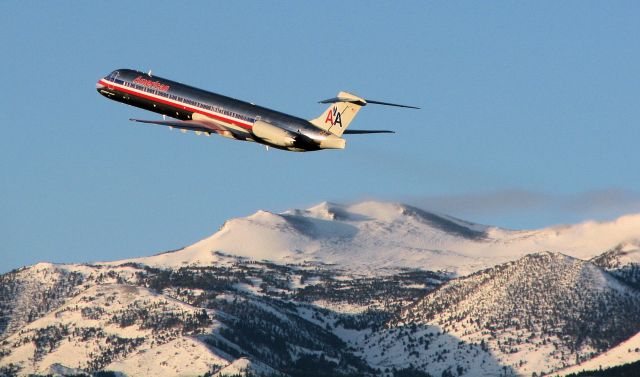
[324,106,343,128]
[133,76,170,92]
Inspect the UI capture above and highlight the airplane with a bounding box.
[96,69,419,152]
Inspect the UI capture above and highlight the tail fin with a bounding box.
[309,91,365,137]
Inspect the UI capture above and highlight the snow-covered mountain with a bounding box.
[2,201,640,377]
[377,252,640,376]
[112,201,640,276]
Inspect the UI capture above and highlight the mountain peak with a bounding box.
[104,201,640,277]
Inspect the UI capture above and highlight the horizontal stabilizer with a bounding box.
[319,97,367,106]
[365,99,420,109]
[318,97,419,109]
[343,130,395,134]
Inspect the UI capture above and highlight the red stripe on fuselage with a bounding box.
[98,79,253,131]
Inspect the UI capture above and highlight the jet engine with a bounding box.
[251,120,296,148]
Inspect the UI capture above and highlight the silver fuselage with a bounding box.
[97,69,335,151]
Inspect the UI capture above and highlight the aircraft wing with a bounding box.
[342,129,395,134]
[129,118,229,135]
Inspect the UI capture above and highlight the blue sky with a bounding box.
[2,2,639,272]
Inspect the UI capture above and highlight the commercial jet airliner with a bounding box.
[96,69,418,152]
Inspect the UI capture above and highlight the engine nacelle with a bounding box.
[251,120,296,147]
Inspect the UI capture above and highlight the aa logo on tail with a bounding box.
[324,106,343,128]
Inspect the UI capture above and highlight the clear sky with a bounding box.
[2,2,639,273]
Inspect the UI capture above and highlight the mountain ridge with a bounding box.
[110,201,640,276]
[3,201,640,376]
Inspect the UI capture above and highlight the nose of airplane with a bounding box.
[96,80,105,90]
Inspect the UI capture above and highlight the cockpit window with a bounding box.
[106,70,120,81]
